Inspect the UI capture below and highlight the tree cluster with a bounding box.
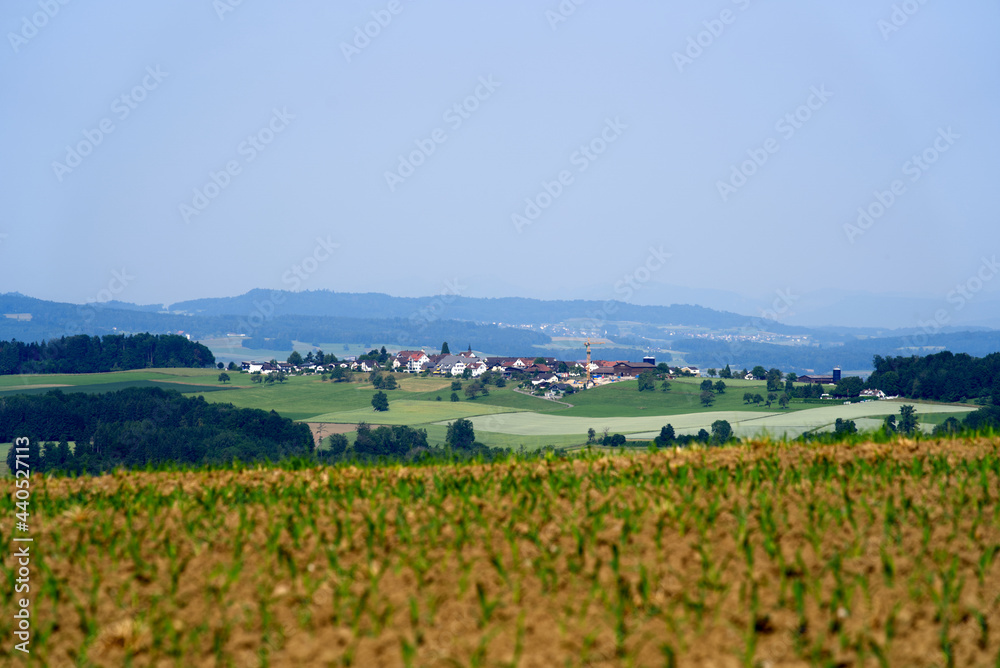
[594,431,627,447]
[0,334,215,375]
[832,376,864,398]
[318,416,501,463]
[958,405,1000,433]
[867,351,1000,403]
[652,423,712,447]
[291,349,339,366]
[325,366,353,383]
[786,383,825,400]
[318,431,520,465]
[358,347,390,365]
[369,372,398,390]
[2,387,313,475]
[464,381,489,400]
[350,422,428,457]
[251,371,287,384]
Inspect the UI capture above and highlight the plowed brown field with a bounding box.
[3,439,1000,667]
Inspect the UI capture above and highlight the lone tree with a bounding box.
[371,391,389,412]
[700,390,716,407]
[766,368,783,391]
[711,419,732,444]
[655,424,676,447]
[441,342,450,354]
[287,351,303,366]
[446,418,475,450]
[218,372,230,384]
[587,427,596,444]
[714,380,726,394]
[898,404,919,434]
[637,371,655,392]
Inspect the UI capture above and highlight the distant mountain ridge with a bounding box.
[2,290,998,373]
[169,289,814,335]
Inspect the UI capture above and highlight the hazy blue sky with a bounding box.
[3,1,999,328]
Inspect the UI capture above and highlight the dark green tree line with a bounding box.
[0,333,214,375]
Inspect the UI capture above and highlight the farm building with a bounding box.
[798,367,842,384]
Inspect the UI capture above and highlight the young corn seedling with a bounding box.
[475,582,501,627]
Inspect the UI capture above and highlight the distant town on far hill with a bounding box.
[1,289,998,375]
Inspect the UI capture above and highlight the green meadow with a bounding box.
[0,367,227,390]
[558,376,809,417]
[0,368,980,451]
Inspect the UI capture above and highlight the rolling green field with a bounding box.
[419,424,589,450]
[0,368,982,450]
[0,367,227,390]
[188,375,528,422]
[458,401,973,442]
[192,380,386,422]
[559,377,807,417]
[311,400,520,426]
[0,379,236,396]
[627,401,975,440]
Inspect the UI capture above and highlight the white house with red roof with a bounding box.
[393,350,430,373]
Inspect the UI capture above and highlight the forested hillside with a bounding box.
[0,334,214,374]
[866,351,1000,403]
[2,387,313,474]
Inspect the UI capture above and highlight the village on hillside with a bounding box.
[239,346,704,396]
